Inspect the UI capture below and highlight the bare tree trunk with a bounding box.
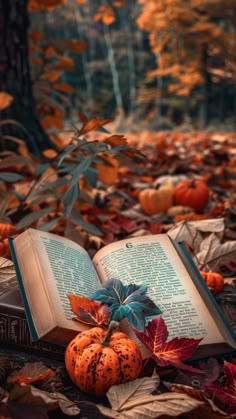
[125,22,136,114]
[103,24,124,111]
[74,3,94,117]
[0,0,52,155]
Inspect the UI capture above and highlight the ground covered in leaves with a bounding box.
[0,131,236,418]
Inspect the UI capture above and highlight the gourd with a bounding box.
[173,179,210,212]
[65,321,142,396]
[154,174,187,188]
[200,271,224,294]
[139,185,174,215]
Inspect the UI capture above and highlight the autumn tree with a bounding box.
[0,0,71,154]
[137,0,236,126]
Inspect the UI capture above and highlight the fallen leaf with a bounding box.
[134,316,202,371]
[0,257,16,282]
[175,357,221,388]
[5,383,80,416]
[197,240,236,271]
[205,360,236,413]
[107,371,160,411]
[168,218,225,252]
[98,385,204,418]
[8,362,55,385]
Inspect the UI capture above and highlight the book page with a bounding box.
[93,234,224,345]
[14,229,101,336]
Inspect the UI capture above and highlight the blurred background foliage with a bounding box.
[0,0,236,154]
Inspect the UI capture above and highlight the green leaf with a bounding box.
[69,208,103,236]
[35,163,51,176]
[27,178,69,199]
[15,208,55,230]
[24,193,57,208]
[84,167,97,187]
[57,144,80,167]
[90,278,161,331]
[62,184,79,217]
[39,217,62,231]
[0,172,23,182]
[70,155,94,185]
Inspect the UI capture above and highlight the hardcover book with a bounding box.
[0,258,65,360]
[8,228,236,360]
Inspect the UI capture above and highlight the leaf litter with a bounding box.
[1,131,236,418]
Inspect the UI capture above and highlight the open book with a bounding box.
[9,228,236,360]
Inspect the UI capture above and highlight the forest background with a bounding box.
[0,2,236,417]
[1,0,236,156]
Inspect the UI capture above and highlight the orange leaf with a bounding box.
[41,115,64,130]
[54,56,74,71]
[96,162,119,185]
[104,134,128,147]
[44,45,57,58]
[41,71,61,82]
[53,82,75,93]
[67,294,110,326]
[79,116,114,135]
[65,39,88,54]
[0,92,13,111]
[8,362,55,385]
[113,0,124,7]
[42,149,58,159]
[29,30,42,42]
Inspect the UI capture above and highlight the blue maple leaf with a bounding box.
[89,278,161,331]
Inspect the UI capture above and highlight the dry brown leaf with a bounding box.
[168,218,225,252]
[196,239,236,271]
[0,257,16,282]
[98,392,204,418]
[106,372,160,411]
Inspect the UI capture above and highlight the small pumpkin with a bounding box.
[200,271,224,294]
[139,184,174,215]
[154,174,187,188]
[65,321,142,396]
[173,179,210,212]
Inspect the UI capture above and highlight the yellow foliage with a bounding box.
[137,0,236,95]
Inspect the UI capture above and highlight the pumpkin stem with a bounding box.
[189,179,197,188]
[101,321,120,346]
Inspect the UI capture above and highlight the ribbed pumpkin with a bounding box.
[65,321,142,396]
[200,271,224,294]
[139,185,174,215]
[173,179,210,212]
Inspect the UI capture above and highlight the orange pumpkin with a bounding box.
[65,321,142,396]
[139,185,174,215]
[200,271,224,294]
[173,179,210,212]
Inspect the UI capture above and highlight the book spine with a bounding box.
[0,310,65,360]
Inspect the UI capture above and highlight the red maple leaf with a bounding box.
[205,360,236,413]
[67,294,110,327]
[134,316,202,372]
